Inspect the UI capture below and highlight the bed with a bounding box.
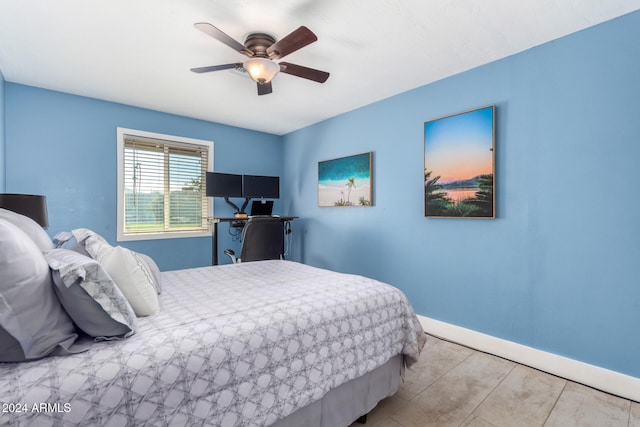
[0,254,425,427]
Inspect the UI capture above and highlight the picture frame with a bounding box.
[424,105,495,218]
[318,152,373,207]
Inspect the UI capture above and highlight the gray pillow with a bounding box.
[45,249,137,339]
[0,208,53,251]
[136,252,162,294]
[0,219,78,362]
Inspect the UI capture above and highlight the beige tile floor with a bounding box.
[350,334,640,427]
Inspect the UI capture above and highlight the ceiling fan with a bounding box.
[190,23,330,95]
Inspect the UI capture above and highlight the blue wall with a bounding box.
[4,84,283,270]
[283,11,640,378]
[0,70,5,191]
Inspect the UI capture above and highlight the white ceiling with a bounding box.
[1,1,638,135]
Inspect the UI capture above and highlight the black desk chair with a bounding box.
[224,217,284,263]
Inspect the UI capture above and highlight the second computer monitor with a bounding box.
[242,175,279,199]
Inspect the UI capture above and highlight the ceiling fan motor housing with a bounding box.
[244,33,276,58]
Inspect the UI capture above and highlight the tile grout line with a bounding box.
[541,380,568,426]
[457,361,518,427]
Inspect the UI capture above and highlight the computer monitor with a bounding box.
[242,175,280,199]
[205,172,243,198]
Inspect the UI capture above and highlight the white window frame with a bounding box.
[116,127,214,242]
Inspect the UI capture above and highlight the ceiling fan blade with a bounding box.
[257,81,273,96]
[190,63,242,73]
[194,23,253,57]
[279,62,329,83]
[267,26,317,59]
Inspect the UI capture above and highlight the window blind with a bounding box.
[123,134,209,236]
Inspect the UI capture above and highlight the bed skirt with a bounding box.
[272,354,404,427]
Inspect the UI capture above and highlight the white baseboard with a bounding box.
[417,315,640,403]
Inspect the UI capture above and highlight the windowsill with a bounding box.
[116,229,211,242]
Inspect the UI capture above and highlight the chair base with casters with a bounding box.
[224,217,285,264]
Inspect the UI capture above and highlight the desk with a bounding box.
[210,216,298,265]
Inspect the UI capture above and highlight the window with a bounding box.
[117,128,213,241]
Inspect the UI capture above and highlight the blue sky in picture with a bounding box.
[424,106,494,183]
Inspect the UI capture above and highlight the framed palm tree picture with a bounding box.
[424,105,495,218]
[318,152,373,207]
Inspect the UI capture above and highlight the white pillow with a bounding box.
[96,245,160,317]
[0,208,53,251]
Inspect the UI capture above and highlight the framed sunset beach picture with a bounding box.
[318,152,372,207]
[424,105,495,218]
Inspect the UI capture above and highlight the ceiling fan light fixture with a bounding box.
[244,58,280,84]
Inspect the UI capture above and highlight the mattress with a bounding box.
[0,260,425,426]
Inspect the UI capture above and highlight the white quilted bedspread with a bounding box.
[0,260,426,427]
